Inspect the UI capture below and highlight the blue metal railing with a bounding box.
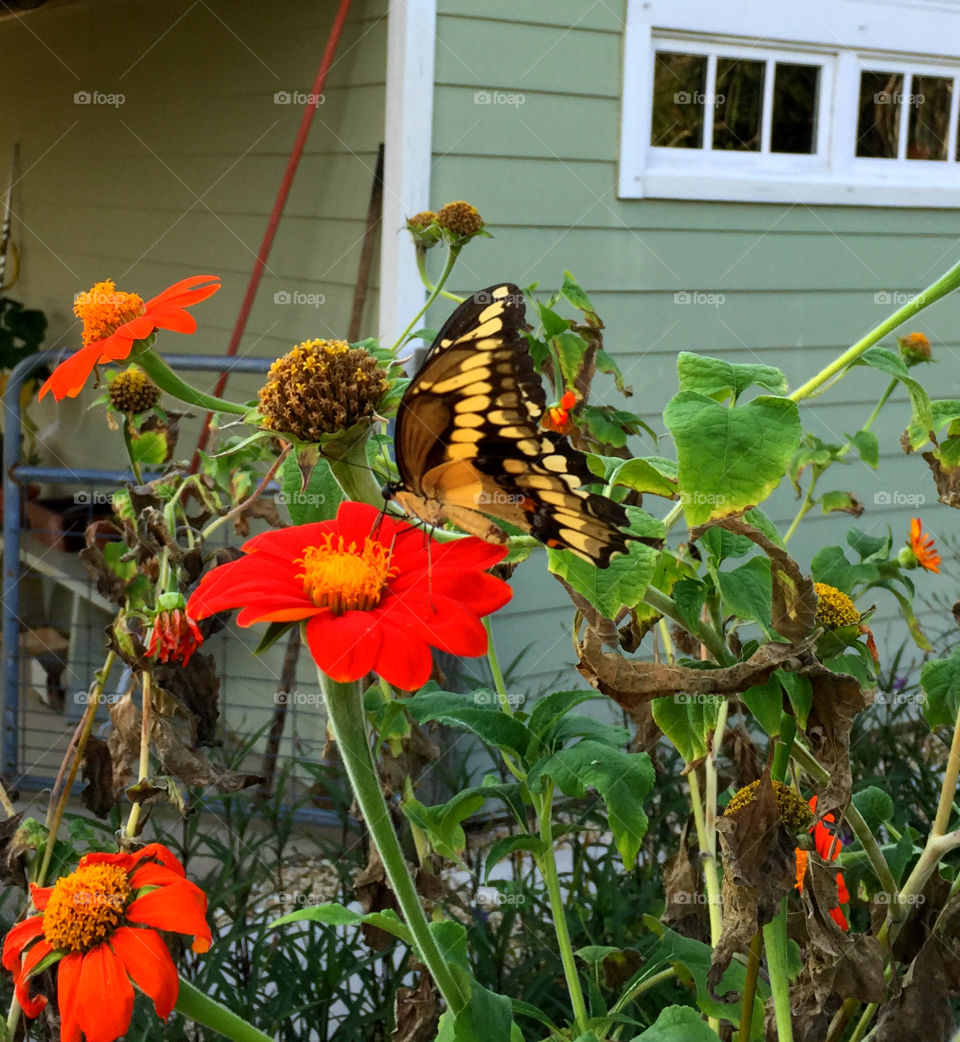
[1,352,272,785]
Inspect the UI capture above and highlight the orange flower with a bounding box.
[795,795,849,930]
[542,389,577,435]
[907,517,940,573]
[38,275,220,402]
[187,500,512,690]
[2,844,210,1042]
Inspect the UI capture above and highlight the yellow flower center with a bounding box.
[813,582,859,628]
[74,280,145,347]
[296,533,397,613]
[42,862,131,953]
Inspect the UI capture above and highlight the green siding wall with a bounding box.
[431,1,957,692]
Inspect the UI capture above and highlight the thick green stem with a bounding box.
[324,422,384,509]
[174,978,273,1042]
[687,770,723,946]
[124,673,152,839]
[790,257,960,402]
[134,347,249,415]
[391,246,461,355]
[739,930,765,1042]
[763,900,794,1042]
[319,671,468,1014]
[535,789,589,1035]
[642,585,729,664]
[783,487,816,545]
[415,242,465,303]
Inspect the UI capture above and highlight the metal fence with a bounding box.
[0,352,344,820]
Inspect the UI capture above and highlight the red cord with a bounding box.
[191,0,355,469]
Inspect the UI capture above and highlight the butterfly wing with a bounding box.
[391,284,639,567]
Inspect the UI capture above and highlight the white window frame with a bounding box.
[620,0,960,207]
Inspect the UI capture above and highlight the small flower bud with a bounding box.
[898,332,931,367]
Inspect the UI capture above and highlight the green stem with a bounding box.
[782,487,816,545]
[688,770,723,946]
[324,422,384,509]
[174,977,274,1042]
[415,242,464,303]
[739,930,765,1042]
[534,789,589,1035]
[134,347,249,415]
[124,673,152,839]
[763,899,794,1042]
[319,671,468,1014]
[484,617,511,716]
[391,245,462,355]
[642,585,729,664]
[790,257,960,402]
[609,968,677,1037]
[121,420,143,484]
[661,500,684,535]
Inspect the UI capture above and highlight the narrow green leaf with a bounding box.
[560,270,594,312]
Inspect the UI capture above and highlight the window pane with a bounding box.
[908,75,952,160]
[771,62,819,153]
[713,58,765,151]
[857,71,903,158]
[650,51,707,148]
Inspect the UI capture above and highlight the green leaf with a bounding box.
[402,790,487,861]
[608,458,678,498]
[664,391,802,526]
[641,917,765,1038]
[484,835,548,881]
[677,352,787,401]
[403,687,533,759]
[885,831,916,886]
[856,347,932,430]
[550,715,631,749]
[921,646,960,728]
[253,620,296,656]
[548,506,663,618]
[103,542,137,581]
[672,579,707,632]
[851,786,894,831]
[554,330,589,388]
[528,690,601,743]
[130,430,167,465]
[904,398,960,451]
[698,527,753,564]
[740,675,784,736]
[631,1005,724,1042]
[560,270,594,313]
[527,741,655,867]
[850,430,879,469]
[269,902,412,944]
[536,302,571,338]
[717,556,772,631]
[776,669,812,729]
[279,451,342,524]
[821,490,863,516]
[596,348,630,394]
[847,527,890,562]
[652,693,720,764]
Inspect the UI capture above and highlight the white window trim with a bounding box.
[620,0,960,207]
[379,0,436,348]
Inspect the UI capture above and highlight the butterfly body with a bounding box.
[386,284,641,567]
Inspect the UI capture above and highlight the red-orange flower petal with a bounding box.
[908,517,941,573]
[76,943,134,1042]
[126,880,212,952]
[187,500,513,689]
[109,926,178,1018]
[38,275,220,402]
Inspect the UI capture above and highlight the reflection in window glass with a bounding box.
[908,76,951,160]
[857,71,903,157]
[772,63,819,153]
[713,59,765,151]
[651,51,707,148]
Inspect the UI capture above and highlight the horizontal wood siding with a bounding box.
[431,1,955,689]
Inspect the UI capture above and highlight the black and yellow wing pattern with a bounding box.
[386,283,643,568]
